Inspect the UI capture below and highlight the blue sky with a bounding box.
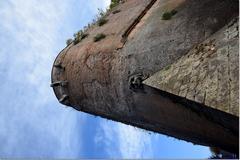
[0,0,211,158]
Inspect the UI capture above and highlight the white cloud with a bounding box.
[0,0,113,157]
[117,124,153,158]
[0,0,87,157]
[95,120,153,158]
[87,0,111,13]
[102,0,111,10]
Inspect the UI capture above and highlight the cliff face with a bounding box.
[51,0,239,153]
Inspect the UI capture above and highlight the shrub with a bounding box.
[112,9,121,14]
[110,3,117,9]
[81,33,89,39]
[68,6,110,45]
[110,0,120,9]
[73,30,89,45]
[170,9,178,16]
[164,65,171,70]
[162,12,172,20]
[97,8,106,17]
[98,18,108,26]
[94,33,106,42]
[66,39,73,46]
[95,9,107,24]
[162,9,178,20]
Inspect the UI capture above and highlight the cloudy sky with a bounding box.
[0,0,211,158]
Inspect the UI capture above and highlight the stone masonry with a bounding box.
[144,18,239,117]
[51,0,239,154]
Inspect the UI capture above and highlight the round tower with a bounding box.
[51,0,239,153]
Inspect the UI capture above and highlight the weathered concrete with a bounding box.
[51,0,239,153]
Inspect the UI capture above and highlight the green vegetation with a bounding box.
[98,18,108,26]
[162,9,178,20]
[66,39,73,46]
[66,3,118,46]
[170,9,178,16]
[110,0,120,9]
[164,65,171,70]
[162,12,172,20]
[73,30,89,45]
[94,8,109,27]
[94,33,106,42]
[65,8,107,46]
[112,9,121,14]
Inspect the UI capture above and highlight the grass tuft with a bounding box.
[112,9,121,14]
[98,18,108,26]
[94,33,106,42]
[73,31,89,45]
[66,39,73,46]
[162,9,178,20]
[170,9,178,16]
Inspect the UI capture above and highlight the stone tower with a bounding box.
[51,0,239,154]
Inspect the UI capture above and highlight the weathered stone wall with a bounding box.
[112,0,239,114]
[51,0,239,153]
[144,18,239,117]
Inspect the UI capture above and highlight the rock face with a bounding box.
[51,0,239,153]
